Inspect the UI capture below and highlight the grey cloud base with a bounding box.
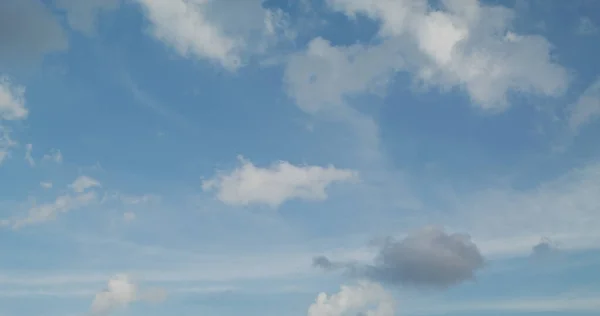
[314,227,486,288]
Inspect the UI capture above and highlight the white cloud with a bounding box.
[202,156,358,208]
[90,274,165,315]
[297,0,569,111]
[285,37,403,115]
[11,191,97,228]
[54,0,120,35]
[134,0,292,70]
[568,77,600,134]
[42,148,63,164]
[0,75,28,120]
[24,143,34,166]
[69,175,101,193]
[90,274,137,315]
[40,181,53,189]
[308,281,395,316]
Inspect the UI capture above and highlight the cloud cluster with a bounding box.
[308,281,395,316]
[315,226,485,288]
[286,0,568,117]
[91,274,166,316]
[202,156,358,208]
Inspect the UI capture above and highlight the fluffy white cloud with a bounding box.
[54,0,120,35]
[134,0,292,70]
[287,0,568,113]
[69,175,101,193]
[91,274,166,315]
[568,77,600,134]
[0,75,28,120]
[202,156,358,208]
[308,281,395,316]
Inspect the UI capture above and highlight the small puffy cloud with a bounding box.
[303,0,569,111]
[202,156,358,208]
[315,226,485,288]
[568,77,600,134]
[308,281,395,316]
[0,75,28,120]
[42,148,63,164]
[69,175,101,193]
[91,274,166,316]
[0,0,68,68]
[133,0,292,71]
[54,0,121,35]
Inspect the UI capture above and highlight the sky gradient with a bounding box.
[1,0,600,315]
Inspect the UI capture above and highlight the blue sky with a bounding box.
[1,0,600,315]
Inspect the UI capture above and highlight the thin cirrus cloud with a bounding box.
[202,156,359,208]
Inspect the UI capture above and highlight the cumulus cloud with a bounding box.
[568,77,600,134]
[0,0,67,68]
[54,0,121,35]
[287,0,568,113]
[134,0,292,71]
[202,156,358,208]
[308,281,395,316]
[69,175,101,193]
[0,75,28,121]
[314,226,485,288]
[90,274,166,316]
[123,211,136,222]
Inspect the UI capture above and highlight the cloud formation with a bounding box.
[287,0,568,112]
[202,156,358,208]
[308,281,395,316]
[314,226,485,288]
[90,274,166,316]
[134,0,291,70]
